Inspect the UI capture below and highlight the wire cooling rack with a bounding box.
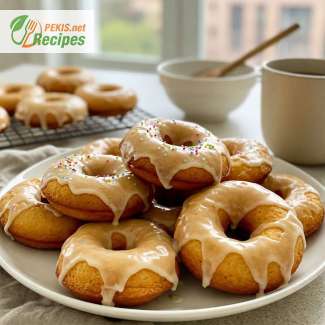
[0,107,153,149]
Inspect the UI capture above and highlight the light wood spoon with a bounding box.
[195,23,300,78]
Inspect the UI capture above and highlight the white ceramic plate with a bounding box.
[0,152,324,322]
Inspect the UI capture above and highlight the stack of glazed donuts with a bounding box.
[0,118,323,307]
[0,66,138,131]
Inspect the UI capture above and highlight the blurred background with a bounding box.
[1,0,325,71]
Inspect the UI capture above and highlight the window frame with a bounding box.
[56,0,203,72]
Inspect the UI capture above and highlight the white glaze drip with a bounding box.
[41,154,151,224]
[121,119,230,189]
[174,181,305,294]
[58,220,178,305]
[0,179,61,237]
[15,93,88,129]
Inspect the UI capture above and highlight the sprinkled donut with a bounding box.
[81,137,121,156]
[174,181,305,295]
[15,92,88,129]
[37,66,95,93]
[0,83,44,115]
[56,219,179,306]
[41,154,152,223]
[263,174,324,236]
[0,107,10,132]
[120,119,230,190]
[0,179,80,249]
[222,138,272,183]
[75,83,137,116]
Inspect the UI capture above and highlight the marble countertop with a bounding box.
[1,64,325,325]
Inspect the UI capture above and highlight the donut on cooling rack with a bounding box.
[56,220,179,306]
[0,179,81,249]
[263,174,324,237]
[0,83,44,115]
[221,138,272,183]
[174,181,305,295]
[37,66,95,93]
[15,92,88,129]
[81,137,121,156]
[75,83,137,116]
[0,107,10,132]
[41,154,152,223]
[120,118,230,190]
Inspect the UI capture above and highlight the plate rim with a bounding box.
[0,151,325,322]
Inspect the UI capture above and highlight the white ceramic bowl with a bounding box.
[158,58,257,122]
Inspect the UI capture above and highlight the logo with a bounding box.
[10,15,42,48]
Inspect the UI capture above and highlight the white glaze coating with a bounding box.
[120,119,230,189]
[58,220,178,305]
[15,93,88,129]
[222,138,272,167]
[0,178,61,237]
[263,174,324,228]
[41,154,151,224]
[81,137,121,156]
[174,181,305,294]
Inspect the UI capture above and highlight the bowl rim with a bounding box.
[157,57,258,82]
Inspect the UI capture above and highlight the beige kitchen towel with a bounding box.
[0,145,149,325]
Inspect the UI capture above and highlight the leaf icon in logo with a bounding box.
[10,15,28,32]
[10,15,30,45]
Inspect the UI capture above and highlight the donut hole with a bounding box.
[226,225,251,241]
[58,67,80,75]
[159,121,205,148]
[6,85,22,94]
[83,156,122,177]
[98,84,121,92]
[108,232,130,250]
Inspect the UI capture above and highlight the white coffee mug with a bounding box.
[262,58,325,165]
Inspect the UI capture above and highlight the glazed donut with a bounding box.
[37,66,95,93]
[56,220,179,306]
[81,137,121,156]
[174,181,305,295]
[0,179,80,249]
[0,83,44,115]
[75,83,137,116]
[15,93,88,129]
[120,119,230,190]
[263,174,324,236]
[222,138,272,183]
[41,154,152,223]
[0,107,10,132]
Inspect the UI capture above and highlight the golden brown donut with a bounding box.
[0,83,44,115]
[75,83,137,116]
[81,137,121,156]
[263,174,324,236]
[0,107,10,132]
[174,181,305,295]
[222,138,272,183]
[0,179,81,249]
[120,119,230,190]
[37,66,95,93]
[15,92,88,129]
[41,154,152,223]
[56,220,179,306]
